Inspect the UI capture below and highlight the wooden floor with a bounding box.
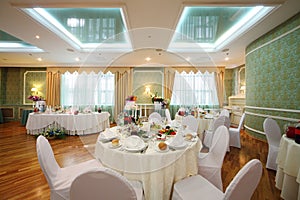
[0,121,282,200]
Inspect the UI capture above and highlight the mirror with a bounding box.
[23,71,47,105]
[238,67,245,95]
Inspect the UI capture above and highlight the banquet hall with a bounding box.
[0,0,299,199]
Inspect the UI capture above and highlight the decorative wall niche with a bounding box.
[23,71,46,105]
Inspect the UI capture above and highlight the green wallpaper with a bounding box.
[245,12,300,139]
[0,67,46,121]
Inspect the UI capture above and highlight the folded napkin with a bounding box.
[124,135,144,149]
[100,128,117,140]
[205,114,214,119]
[169,133,185,147]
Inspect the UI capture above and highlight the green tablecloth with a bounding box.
[21,110,33,126]
[0,109,3,124]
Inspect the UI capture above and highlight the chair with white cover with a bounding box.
[220,109,230,118]
[172,159,262,200]
[70,168,144,200]
[182,115,199,133]
[203,115,230,148]
[148,112,162,124]
[229,113,245,149]
[263,117,282,170]
[36,135,102,200]
[198,125,229,190]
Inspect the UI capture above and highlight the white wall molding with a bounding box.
[246,25,300,56]
[245,111,299,122]
[244,125,265,135]
[245,106,300,113]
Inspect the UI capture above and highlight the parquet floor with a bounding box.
[0,121,282,200]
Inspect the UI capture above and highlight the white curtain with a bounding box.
[171,71,219,107]
[61,71,114,107]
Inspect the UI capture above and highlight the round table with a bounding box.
[275,134,300,200]
[95,126,202,200]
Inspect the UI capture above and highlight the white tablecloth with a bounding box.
[26,112,110,135]
[175,114,214,140]
[275,135,300,200]
[95,126,202,200]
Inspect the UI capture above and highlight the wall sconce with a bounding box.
[145,86,151,95]
[31,87,38,95]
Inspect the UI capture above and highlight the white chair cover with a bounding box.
[182,115,199,133]
[263,118,282,170]
[36,135,102,200]
[172,159,262,200]
[148,112,162,123]
[220,109,230,118]
[198,126,229,190]
[203,115,230,148]
[70,168,144,200]
[229,113,246,149]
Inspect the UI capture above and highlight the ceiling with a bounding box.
[0,0,299,68]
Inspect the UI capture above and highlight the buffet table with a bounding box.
[26,112,110,135]
[275,135,300,200]
[95,126,202,200]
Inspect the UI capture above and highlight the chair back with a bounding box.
[165,108,172,123]
[237,113,246,131]
[224,159,262,200]
[148,112,162,123]
[36,135,60,189]
[70,168,138,200]
[213,115,230,132]
[209,126,229,166]
[182,115,199,133]
[220,109,230,117]
[263,118,282,147]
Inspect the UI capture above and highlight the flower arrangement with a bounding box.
[151,92,170,108]
[28,95,44,102]
[126,95,137,101]
[37,127,66,139]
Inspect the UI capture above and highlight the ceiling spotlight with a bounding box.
[75,57,80,61]
[145,57,151,61]
[35,35,40,39]
[37,57,42,61]
[225,56,229,61]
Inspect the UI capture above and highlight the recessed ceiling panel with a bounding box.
[169,5,275,52]
[22,7,132,51]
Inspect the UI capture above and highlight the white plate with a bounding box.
[99,135,118,143]
[155,145,169,153]
[124,143,146,152]
[123,135,145,152]
[168,141,188,150]
[109,143,122,149]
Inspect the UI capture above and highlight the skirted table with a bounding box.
[95,126,202,200]
[275,134,300,200]
[21,109,33,126]
[26,112,110,135]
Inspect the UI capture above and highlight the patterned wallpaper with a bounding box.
[0,67,46,121]
[245,12,300,139]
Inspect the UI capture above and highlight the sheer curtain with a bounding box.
[171,71,219,108]
[61,71,115,119]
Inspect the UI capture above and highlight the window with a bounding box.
[61,71,114,106]
[171,71,219,107]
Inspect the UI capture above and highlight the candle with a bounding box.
[139,106,142,117]
[144,105,147,117]
[135,107,137,120]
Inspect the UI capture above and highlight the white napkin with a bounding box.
[169,133,184,147]
[100,128,117,140]
[140,122,151,132]
[124,135,144,149]
[205,114,214,119]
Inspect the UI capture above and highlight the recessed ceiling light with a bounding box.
[35,35,40,39]
[37,57,42,61]
[225,57,229,61]
[75,57,80,61]
[145,57,151,61]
